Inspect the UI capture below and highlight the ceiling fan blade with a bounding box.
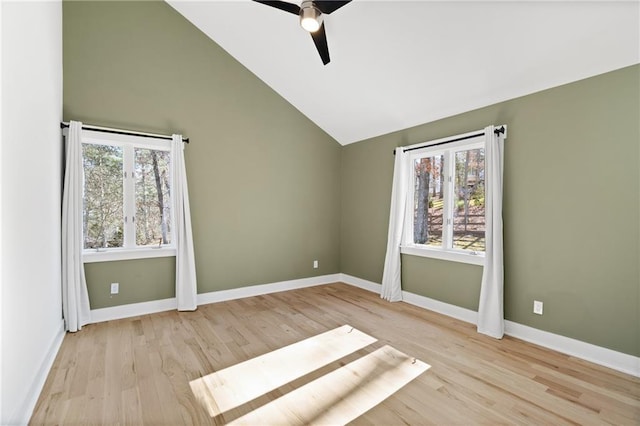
[314,1,351,14]
[252,1,300,15]
[310,22,330,65]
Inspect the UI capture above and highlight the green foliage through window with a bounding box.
[83,144,124,249]
[135,149,171,247]
[82,141,172,251]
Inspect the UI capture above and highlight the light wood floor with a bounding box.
[31,283,640,425]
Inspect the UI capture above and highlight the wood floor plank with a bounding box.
[30,283,640,425]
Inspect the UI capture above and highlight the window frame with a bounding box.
[80,130,176,263]
[400,134,486,266]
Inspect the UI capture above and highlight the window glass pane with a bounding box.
[135,148,171,247]
[82,144,124,249]
[453,148,485,251]
[413,155,444,246]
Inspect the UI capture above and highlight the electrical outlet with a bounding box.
[110,283,119,295]
[313,260,319,269]
[533,300,543,315]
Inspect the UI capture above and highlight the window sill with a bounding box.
[400,245,485,266]
[83,247,176,263]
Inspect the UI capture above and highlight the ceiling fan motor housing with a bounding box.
[300,1,323,32]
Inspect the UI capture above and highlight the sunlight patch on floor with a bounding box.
[190,325,376,417]
[190,325,430,424]
[229,344,430,425]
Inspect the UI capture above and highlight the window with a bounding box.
[402,135,485,265]
[81,130,175,262]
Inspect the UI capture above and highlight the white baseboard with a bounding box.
[89,274,342,323]
[12,320,65,426]
[504,321,640,378]
[401,290,479,325]
[197,274,341,305]
[338,274,640,378]
[90,297,177,323]
[340,273,478,324]
[338,273,381,293]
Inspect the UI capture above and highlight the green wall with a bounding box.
[85,258,175,308]
[341,65,640,357]
[64,1,639,358]
[64,1,342,309]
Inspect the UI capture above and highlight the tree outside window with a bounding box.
[408,141,485,255]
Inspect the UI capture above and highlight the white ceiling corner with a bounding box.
[166,0,640,145]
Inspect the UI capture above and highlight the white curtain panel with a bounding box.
[172,135,198,311]
[380,148,409,302]
[477,125,506,338]
[62,120,92,332]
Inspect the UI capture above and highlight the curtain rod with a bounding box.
[393,125,505,155]
[60,122,189,144]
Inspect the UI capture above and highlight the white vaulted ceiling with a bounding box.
[166,0,639,145]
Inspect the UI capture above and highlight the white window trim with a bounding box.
[83,247,177,263]
[401,245,485,266]
[401,133,486,266]
[79,129,176,263]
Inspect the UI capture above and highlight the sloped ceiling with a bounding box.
[167,0,639,145]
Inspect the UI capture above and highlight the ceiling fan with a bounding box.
[252,0,352,65]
